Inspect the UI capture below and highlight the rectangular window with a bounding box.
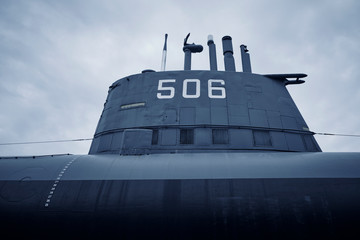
[180,129,194,144]
[212,129,229,144]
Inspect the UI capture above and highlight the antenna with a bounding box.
[161,34,168,71]
[183,33,203,70]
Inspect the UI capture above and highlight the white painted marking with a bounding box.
[208,79,226,98]
[182,79,200,98]
[44,157,80,208]
[157,79,176,99]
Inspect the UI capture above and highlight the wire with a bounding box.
[0,138,93,146]
[0,131,359,146]
[315,132,360,137]
[0,153,72,159]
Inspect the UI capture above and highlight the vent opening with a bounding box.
[152,130,159,145]
[180,129,194,144]
[212,129,229,144]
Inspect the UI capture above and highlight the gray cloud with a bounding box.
[0,0,359,155]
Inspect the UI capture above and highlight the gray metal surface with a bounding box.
[89,70,319,154]
[1,152,359,181]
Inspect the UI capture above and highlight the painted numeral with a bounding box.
[208,79,226,98]
[157,79,176,99]
[156,79,226,99]
[183,79,200,98]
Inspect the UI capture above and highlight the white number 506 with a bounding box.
[156,79,226,99]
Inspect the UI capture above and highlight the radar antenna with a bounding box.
[183,33,203,70]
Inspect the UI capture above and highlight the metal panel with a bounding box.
[245,85,262,92]
[285,133,306,151]
[196,107,210,124]
[281,116,298,129]
[267,110,282,128]
[121,129,152,155]
[109,132,123,152]
[229,129,253,148]
[195,128,212,146]
[228,104,250,125]
[303,135,318,152]
[211,107,228,125]
[180,107,195,125]
[161,129,177,146]
[88,137,100,154]
[249,109,269,127]
[278,97,297,116]
[253,130,272,147]
[163,109,177,124]
[270,132,289,151]
[97,134,112,152]
[118,109,137,128]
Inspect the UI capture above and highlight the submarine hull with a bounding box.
[1,178,360,239]
[1,152,360,239]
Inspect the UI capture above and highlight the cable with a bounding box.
[1,131,359,146]
[0,138,93,146]
[315,132,360,137]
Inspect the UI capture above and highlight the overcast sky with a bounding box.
[1,0,359,156]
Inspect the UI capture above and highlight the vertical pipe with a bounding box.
[222,36,236,71]
[184,50,191,70]
[161,34,168,71]
[207,35,218,71]
[240,45,252,73]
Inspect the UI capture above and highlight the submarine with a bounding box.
[0,34,359,239]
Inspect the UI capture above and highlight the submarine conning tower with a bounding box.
[89,34,321,155]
